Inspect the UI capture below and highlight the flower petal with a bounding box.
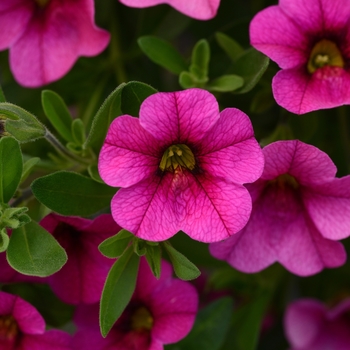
[0,0,32,50]
[284,299,326,348]
[20,330,71,350]
[261,140,337,184]
[198,108,264,184]
[119,0,220,20]
[303,176,350,240]
[140,88,220,145]
[181,173,252,242]
[111,174,179,241]
[250,5,308,69]
[272,66,350,114]
[280,0,350,33]
[99,116,162,188]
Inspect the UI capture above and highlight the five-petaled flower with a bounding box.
[118,0,220,20]
[0,291,71,349]
[72,258,198,350]
[210,140,350,276]
[285,298,350,350]
[98,88,264,243]
[0,0,110,87]
[250,0,350,114]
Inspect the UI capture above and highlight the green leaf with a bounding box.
[7,221,67,277]
[0,137,23,203]
[215,32,244,62]
[1,103,46,143]
[138,36,188,74]
[0,228,9,252]
[167,297,233,350]
[0,85,5,103]
[41,90,74,143]
[190,39,210,81]
[71,118,86,146]
[1,206,30,229]
[231,48,269,94]
[223,291,271,350]
[87,164,104,183]
[100,245,140,337]
[162,241,200,281]
[99,229,133,258]
[179,71,198,89]
[145,244,162,279]
[121,81,157,117]
[21,157,40,183]
[84,83,125,153]
[208,75,244,92]
[31,171,116,216]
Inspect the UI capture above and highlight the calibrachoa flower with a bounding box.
[0,291,71,349]
[210,140,349,276]
[250,0,350,114]
[98,88,264,243]
[0,0,110,87]
[285,298,350,350]
[40,213,120,305]
[72,258,198,350]
[118,0,220,20]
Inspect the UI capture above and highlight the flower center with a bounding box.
[130,307,153,331]
[34,0,50,7]
[159,144,195,172]
[269,173,299,190]
[0,315,18,340]
[307,39,344,73]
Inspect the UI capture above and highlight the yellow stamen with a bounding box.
[307,39,344,74]
[34,0,50,7]
[159,144,196,172]
[0,315,18,339]
[131,307,153,331]
[268,173,299,190]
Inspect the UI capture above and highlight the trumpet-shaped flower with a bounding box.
[118,0,220,20]
[250,0,350,114]
[72,259,198,350]
[285,298,350,350]
[0,291,71,349]
[0,0,110,87]
[98,88,264,243]
[210,140,349,276]
[40,213,120,305]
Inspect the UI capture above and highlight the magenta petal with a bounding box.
[261,141,337,184]
[250,5,308,69]
[181,173,252,242]
[0,0,33,50]
[198,108,264,184]
[111,174,179,241]
[98,116,162,188]
[140,89,220,145]
[20,330,71,350]
[119,0,220,20]
[280,0,350,33]
[272,67,350,114]
[13,296,45,335]
[284,299,326,348]
[303,176,350,240]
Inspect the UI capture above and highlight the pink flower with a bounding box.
[40,213,120,305]
[0,291,71,349]
[250,0,350,114]
[98,88,264,243]
[285,298,350,350]
[72,258,198,350]
[118,0,220,20]
[210,140,349,276]
[0,0,110,87]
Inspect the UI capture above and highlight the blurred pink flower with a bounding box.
[118,0,220,20]
[72,258,198,350]
[285,298,350,350]
[250,0,350,114]
[0,291,71,349]
[210,140,349,276]
[40,213,120,305]
[0,0,110,87]
[98,88,264,243]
